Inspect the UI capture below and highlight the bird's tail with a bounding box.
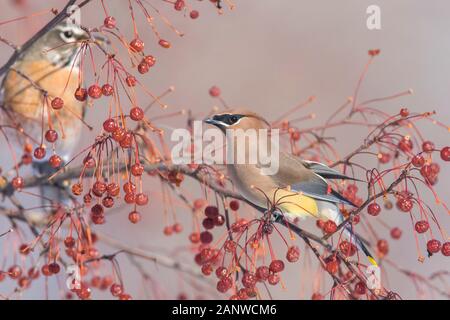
[344,226,378,266]
[32,161,72,211]
[318,200,378,266]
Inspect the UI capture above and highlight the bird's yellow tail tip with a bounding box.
[367,255,378,267]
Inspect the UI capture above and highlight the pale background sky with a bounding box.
[0,0,449,299]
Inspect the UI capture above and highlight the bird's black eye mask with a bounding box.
[212,114,245,126]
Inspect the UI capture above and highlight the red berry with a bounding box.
[123,181,136,194]
[173,223,182,233]
[440,147,450,161]
[64,236,76,248]
[268,273,280,285]
[143,55,156,67]
[242,272,256,288]
[229,200,239,211]
[103,118,117,133]
[110,283,123,297]
[130,106,144,121]
[137,62,150,74]
[12,176,24,189]
[107,183,120,196]
[427,239,441,253]
[49,154,62,168]
[354,281,366,295]
[205,205,219,218]
[135,193,149,206]
[256,266,270,281]
[51,97,64,110]
[367,203,381,216]
[112,127,126,142]
[441,242,450,256]
[339,241,356,257]
[209,86,221,97]
[125,75,137,87]
[74,87,87,101]
[190,10,199,19]
[92,181,107,197]
[174,0,185,11]
[200,231,213,244]
[124,192,135,204]
[216,277,232,293]
[104,16,116,29]
[398,136,413,153]
[41,264,52,276]
[129,38,144,53]
[269,259,284,273]
[8,265,22,279]
[396,197,413,212]
[102,196,114,208]
[45,129,58,143]
[323,220,337,234]
[290,130,301,142]
[286,246,300,262]
[377,239,389,256]
[213,214,225,226]
[48,262,60,274]
[411,155,425,167]
[88,84,102,99]
[390,227,402,239]
[378,152,390,164]
[102,83,114,96]
[128,211,141,224]
[158,39,171,48]
[414,220,429,233]
[215,266,228,279]
[33,146,46,159]
[202,218,215,230]
[400,108,409,117]
[422,141,435,152]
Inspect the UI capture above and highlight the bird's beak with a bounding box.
[204,118,221,127]
[92,33,110,51]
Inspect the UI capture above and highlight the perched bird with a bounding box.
[1,21,92,207]
[205,108,377,266]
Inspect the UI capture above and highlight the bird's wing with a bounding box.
[291,179,356,207]
[302,160,363,181]
[271,152,357,207]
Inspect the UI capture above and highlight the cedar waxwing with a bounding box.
[2,21,92,206]
[205,108,377,266]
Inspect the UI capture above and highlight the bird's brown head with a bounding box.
[204,108,270,132]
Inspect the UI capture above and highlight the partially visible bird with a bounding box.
[1,21,92,207]
[205,108,377,266]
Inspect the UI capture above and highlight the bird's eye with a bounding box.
[229,115,238,124]
[63,30,74,39]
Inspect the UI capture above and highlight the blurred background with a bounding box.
[0,0,449,299]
